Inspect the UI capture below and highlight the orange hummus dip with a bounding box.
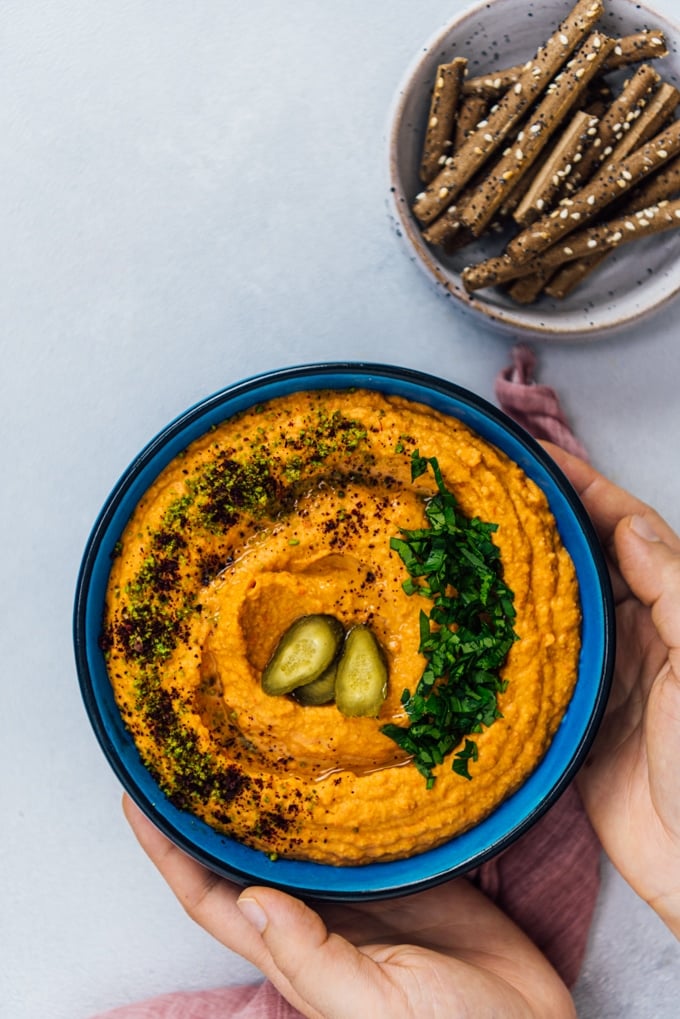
[102,389,581,865]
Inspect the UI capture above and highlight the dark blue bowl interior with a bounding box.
[74,362,614,900]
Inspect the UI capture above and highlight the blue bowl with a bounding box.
[74,362,614,901]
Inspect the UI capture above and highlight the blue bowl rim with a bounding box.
[74,361,615,901]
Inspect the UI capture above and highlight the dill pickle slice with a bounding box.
[293,660,338,705]
[334,624,388,718]
[262,614,344,696]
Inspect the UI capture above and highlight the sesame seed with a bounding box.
[560,33,569,45]
[563,246,574,255]
[438,187,449,198]
[587,238,598,247]
[625,221,636,231]
[658,149,669,158]
[514,82,522,94]
[430,116,438,127]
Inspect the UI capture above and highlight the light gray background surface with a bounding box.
[2,1,679,1016]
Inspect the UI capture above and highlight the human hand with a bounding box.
[123,795,575,1019]
[546,444,680,938]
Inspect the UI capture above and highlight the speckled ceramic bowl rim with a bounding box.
[74,362,615,901]
[387,0,680,341]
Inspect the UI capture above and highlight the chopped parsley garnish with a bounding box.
[381,451,518,787]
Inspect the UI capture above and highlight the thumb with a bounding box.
[615,514,680,660]
[237,888,389,1019]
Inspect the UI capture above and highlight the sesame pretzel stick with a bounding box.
[561,63,661,193]
[544,149,680,297]
[462,65,524,99]
[462,197,680,291]
[541,252,604,297]
[626,151,680,209]
[453,93,490,149]
[420,58,468,183]
[461,29,669,99]
[614,81,680,155]
[412,0,605,225]
[422,165,499,247]
[507,267,558,303]
[421,206,462,247]
[607,29,668,68]
[513,110,599,226]
[456,32,615,237]
[504,117,680,262]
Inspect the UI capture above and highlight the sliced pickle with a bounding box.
[262,614,344,696]
[293,660,338,705]
[334,624,388,718]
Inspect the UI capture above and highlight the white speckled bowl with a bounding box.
[388,0,680,341]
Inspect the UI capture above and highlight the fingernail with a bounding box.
[630,514,662,543]
[237,894,268,932]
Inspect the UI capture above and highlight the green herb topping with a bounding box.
[381,451,518,787]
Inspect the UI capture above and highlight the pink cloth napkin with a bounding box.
[495,343,589,460]
[93,345,601,1017]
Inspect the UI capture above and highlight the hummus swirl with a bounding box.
[103,389,581,865]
